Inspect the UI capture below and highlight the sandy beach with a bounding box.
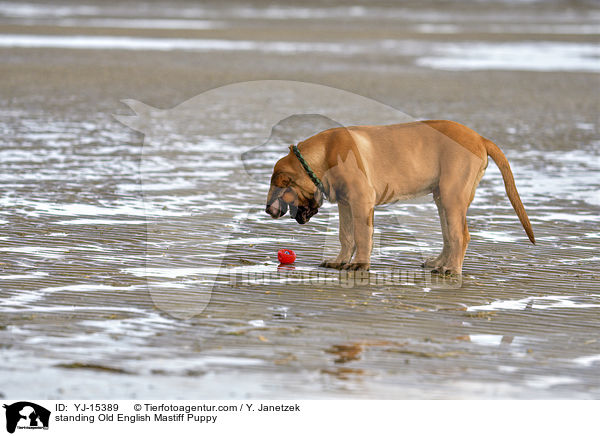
[0,0,599,399]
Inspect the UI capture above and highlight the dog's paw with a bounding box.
[431,265,461,276]
[422,256,443,269]
[340,262,370,271]
[319,261,346,270]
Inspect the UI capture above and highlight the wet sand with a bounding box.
[0,0,599,399]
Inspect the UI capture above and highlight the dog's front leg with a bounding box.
[341,201,374,271]
[320,202,355,269]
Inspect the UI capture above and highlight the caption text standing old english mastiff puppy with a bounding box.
[265,120,535,274]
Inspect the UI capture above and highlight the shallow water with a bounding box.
[0,0,599,399]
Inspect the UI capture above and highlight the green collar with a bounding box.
[291,145,327,199]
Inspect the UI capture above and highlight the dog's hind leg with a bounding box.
[462,215,471,264]
[430,152,484,275]
[436,197,468,275]
[434,169,477,275]
[453,164,484,269]
[423,187,450,269]
[457,168,484,266]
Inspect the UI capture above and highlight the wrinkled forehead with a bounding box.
[275,152,296,171]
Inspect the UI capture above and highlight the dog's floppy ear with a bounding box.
[289,144,294,153]
[314,187,324,206]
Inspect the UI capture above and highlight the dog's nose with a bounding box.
[266,199,282,218]
[267,198,289,218]
[266,205,276,217]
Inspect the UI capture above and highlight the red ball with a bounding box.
[278,249,296,264]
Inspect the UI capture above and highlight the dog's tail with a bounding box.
[484,139,535,244]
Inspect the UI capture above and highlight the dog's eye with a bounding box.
[273,173,291,187]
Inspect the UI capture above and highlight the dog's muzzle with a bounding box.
[266,197,319,224]
[266,198,288,218]
[291,204,318,224]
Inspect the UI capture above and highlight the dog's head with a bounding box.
[265,148,323,224]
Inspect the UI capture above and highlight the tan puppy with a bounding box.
[265,120,535,274]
